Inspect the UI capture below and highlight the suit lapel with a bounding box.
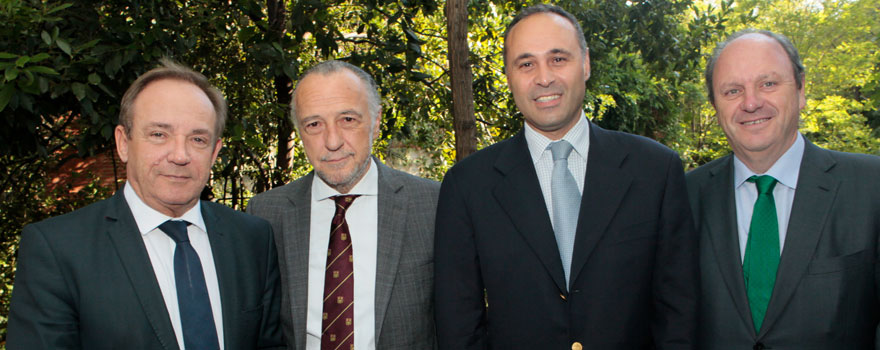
[104,191,180,350]
[703,156,756,334]
[282,176,314,350]
[202,202,237,348]
[492,131,567,292]
[569,124,632,288]
[759,141,839,336]
[373,160,406,341]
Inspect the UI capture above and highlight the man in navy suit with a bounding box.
[434,4,698,350]
[7,60,283,349]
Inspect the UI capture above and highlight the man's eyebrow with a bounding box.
[146,122,172,130]
[339,109,363,117]
[513,52,536,62]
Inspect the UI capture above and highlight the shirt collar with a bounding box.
[733,132,804,189]
[524,112,590,164]
[123,182,207,236]
[311,157,379,201]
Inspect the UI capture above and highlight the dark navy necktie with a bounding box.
[158,220,220,350]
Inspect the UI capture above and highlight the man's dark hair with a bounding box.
[502,4,588,71]
[705,29,805,105]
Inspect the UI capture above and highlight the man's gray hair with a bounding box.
[502,4,589,71]
[119,58,227,138]
[290,60,382,129]
[705,29,805,105]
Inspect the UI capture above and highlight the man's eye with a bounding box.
[724,88,740,96]
[763,81,777,87]
[552,57,566,63]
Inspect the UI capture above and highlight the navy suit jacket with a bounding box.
[434,122,698,349]
[7,190,284,350]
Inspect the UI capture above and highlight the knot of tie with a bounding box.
[748,175,778,195]
[158,220,191,243]
[550,140,574,162]
[334,195,360,212]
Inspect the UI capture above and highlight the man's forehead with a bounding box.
[505,12,580,57]
[715,35,793,79]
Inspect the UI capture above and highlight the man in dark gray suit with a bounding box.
[248,60,439,350]
[688,29,880,349]
[7,60,283,349]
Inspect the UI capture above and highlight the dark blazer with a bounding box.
[687,139,880,350]
[7,190,284,350]
[247,159,440,350]
[434,122,698,350]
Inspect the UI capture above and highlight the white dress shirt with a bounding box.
[733,133,805,262]
[306,158,379,350]
[123,183,225,349]
[524,114,590,230]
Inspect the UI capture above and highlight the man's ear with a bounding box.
[115,125,129,163]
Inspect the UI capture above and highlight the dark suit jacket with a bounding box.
[247,159,440,350]
[687,140,880,350]
[434,122,698,350]
[7,190,284,350]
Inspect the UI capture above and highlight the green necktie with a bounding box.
[743,175,780,333]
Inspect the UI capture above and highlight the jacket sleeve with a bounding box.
[433,169,489,350]
[7,224,82,350]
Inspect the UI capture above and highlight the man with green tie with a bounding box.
[687,29,880,349]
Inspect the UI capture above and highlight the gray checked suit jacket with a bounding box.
[686,139,880,350]
[247,158,440,350]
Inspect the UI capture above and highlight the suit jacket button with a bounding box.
[753,342,765,350]
[571,342,583,350]
[559,293,567,301]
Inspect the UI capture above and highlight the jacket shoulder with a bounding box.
[248,176,310,210]
[383,165,440,193]
[24,195,119,237]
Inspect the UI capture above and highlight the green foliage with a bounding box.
[802,95,880,154]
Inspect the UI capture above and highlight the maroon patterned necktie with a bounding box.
[322,195,359,350]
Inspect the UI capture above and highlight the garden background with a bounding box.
[1,0,878,346]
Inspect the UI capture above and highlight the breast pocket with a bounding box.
[606,220,658,246]
[807,249,871,275]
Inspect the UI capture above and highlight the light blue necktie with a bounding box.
[550,140,581,287]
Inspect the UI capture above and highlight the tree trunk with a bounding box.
[446,0,477,162]
[268,0,293,187]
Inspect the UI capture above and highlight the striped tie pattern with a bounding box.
[322,195,359,350]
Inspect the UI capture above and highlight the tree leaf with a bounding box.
[30,53,51,63]
[25,66,59,75]
[5,67,19,81]
[0,84,13,112]
[41,31,53,45]
[15,56,30,67]
[0,52,16,59]
[71,82,86,100]
[56,39,72,56]
[46,3,73,14]
[88,73,101,85]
